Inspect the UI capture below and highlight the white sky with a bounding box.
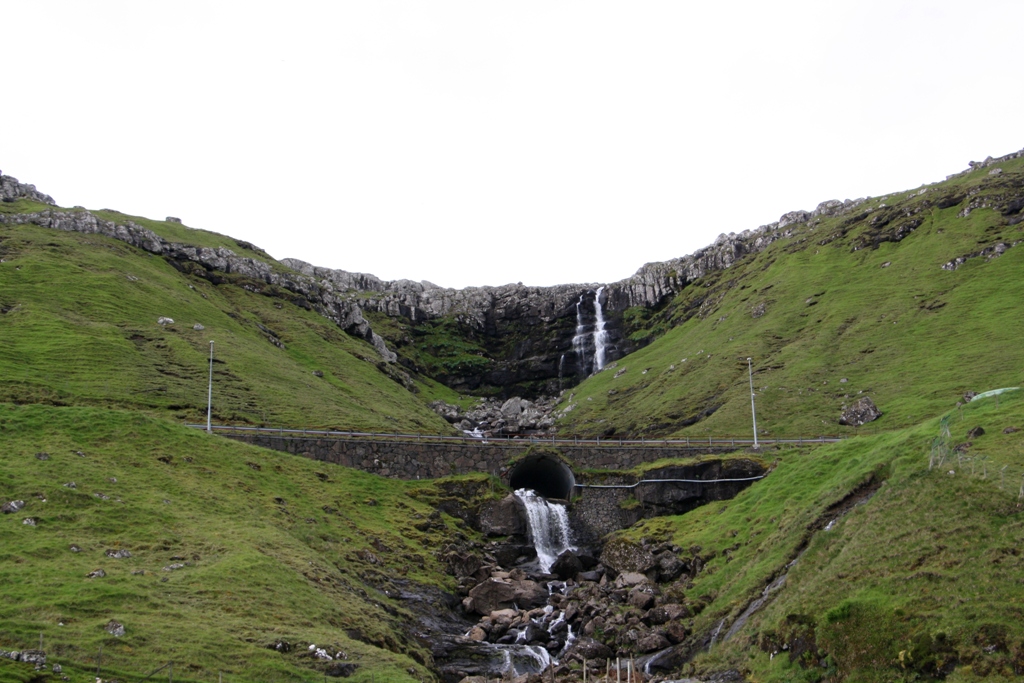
[4,1,1023,288]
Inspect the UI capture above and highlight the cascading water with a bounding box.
[592,286,608,372]
[514,489,575,574]
[571,293,588,374]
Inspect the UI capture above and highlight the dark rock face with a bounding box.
[839,396,882,426]
[571,459,768,544]
[477,495,526,537]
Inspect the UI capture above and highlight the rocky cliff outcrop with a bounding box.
[280,197,871,396]
[0,201,397,363]
[0,172,56,205]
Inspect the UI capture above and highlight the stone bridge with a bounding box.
[224,431,741,481]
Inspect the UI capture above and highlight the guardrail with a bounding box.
[185,423,844,448]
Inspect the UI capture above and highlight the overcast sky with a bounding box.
[4,1,1023,288]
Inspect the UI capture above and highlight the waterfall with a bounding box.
[514,489,575,573]
[558,354,565,390]
[592,286,608,372]
[571,293,588,373]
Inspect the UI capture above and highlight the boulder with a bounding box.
[615,572,649,588]
[645,603,690,626]
[636,632,670,653]
[839,397,882,426]
[601,537,656,574]
[550,550,583,580]
[86,568,106,578]
[565,636,614,662]
[467,579,516,615]
[628,589,656,611]
[326,662,360,677]
[511,579,548,609]
[478,495,525,536]
[1,500,25,514]
[105,620,126,637]
[665,621,689,643]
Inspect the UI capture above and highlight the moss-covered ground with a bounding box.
[0,404,479,682]
[619,389,1024,681]
[556,156,1024,439]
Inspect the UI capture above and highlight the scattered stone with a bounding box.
[166,216,182,223]
[466,579,516,615]
[881,261,891,268]
[163,563,186,571]
[22,518,37,526]
[86,568,106,578]
[35,452,50,460]
[131,569,145,575]
[312,370,324,377]
[1004,426,1019,434]
[69,544,81,552]
[157,317,174,325]
[840,378,848,383]
[838,397,882,426]
[989,168,1003,176]
[52,664,62,673]
[567,636,613,661]
[18,649,46,666]
[628,589,656,610]
[326,662,359,677]
[967,426,985,439]
[600,537,656,574]
[963,391,978,403]
[636,632,670,653]
[105,549,132,559]
[550,550,583,581]
[614,368,627,378]
[2,500,25,514]
[104,620,126,637]
[193,323,205,330]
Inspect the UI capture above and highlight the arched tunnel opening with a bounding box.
[508,454,576,501]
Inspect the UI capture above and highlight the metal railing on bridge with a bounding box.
[184,423,844,448]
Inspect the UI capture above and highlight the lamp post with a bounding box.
[206,341,214,433]
[747,357,758,448]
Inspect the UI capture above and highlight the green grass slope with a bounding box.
[621,389,1024,681]
[0,403,478,682]
[556,156,1024,438]
[0,207,456,433]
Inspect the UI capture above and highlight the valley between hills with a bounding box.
[0,148,1023,683]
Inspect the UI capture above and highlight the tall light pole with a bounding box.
[747,357,759,448]
[206,341,214,433]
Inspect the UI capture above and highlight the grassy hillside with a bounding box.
[556,155,1024,439]
[0,206,458,433]
[619,388,1024,681]
[0,403,480,683]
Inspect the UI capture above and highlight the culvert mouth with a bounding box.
[508,454,576,501]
